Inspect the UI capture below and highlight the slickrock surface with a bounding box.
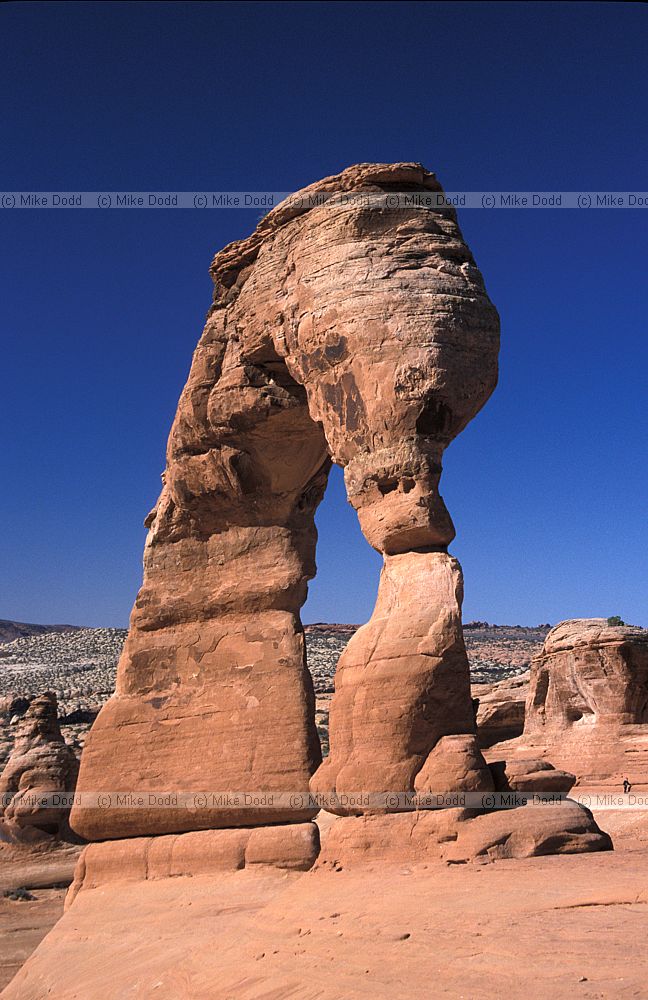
[4,847,648,1000]
[0,888,66,993]
[70,161,503,840]
[0,845,81,894]
[489,619,648,790]
[0,844,83,991]
[0,694,78,841]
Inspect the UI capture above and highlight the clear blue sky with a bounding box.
[1,2,646,628]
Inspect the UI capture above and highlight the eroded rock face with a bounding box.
[0,693,79,840]
[65,822,320,909]
[487,619,648,789]
[488,758,576,795]
[71,162,500,840]
[527,619,648,733]
[312,553,495,809]
[68,164,608,863]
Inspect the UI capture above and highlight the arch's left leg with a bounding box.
[71,314,329,841]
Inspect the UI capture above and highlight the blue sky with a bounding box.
[1,1,646,628]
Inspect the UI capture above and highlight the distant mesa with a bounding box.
[0,620,81,645]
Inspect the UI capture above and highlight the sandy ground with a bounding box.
[0,845,81,992]
[0,889,66,991]
[2,814,648,999]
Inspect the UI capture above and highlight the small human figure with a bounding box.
[623,777,632,794]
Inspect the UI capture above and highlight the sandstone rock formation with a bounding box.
[473,671,528,747]
[67,163,607,868]
[318,801,611,866]
[6,842,647,1000]
[65,823,319,910]
[488,619,648,789]
[526,619,648,732]
[488,758,576,795]
[0,693,78,841]
[7,162,619,1000]
[71,162,502,841]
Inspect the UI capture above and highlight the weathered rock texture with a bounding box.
[65,822,319,909]
[0,693,78,841]
[312,553,496,809]
[488,758,576,795]
[489,619,648,789]
[71,162,501,840]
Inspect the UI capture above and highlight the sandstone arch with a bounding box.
[69,164,608,861]
[71,162,499,840]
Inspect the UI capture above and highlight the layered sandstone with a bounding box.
[526,619,648,732]
[318,801,611,866]
[473,672,528,747]
[65,823,319,909]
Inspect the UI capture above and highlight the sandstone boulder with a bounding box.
[527,619,648,732]
[489,758,576,794]
[414,734,495,795]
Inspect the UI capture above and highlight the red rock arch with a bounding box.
[71,163,500,840]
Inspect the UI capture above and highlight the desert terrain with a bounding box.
[0,618,544,991]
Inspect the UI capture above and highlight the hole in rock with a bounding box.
[302,464,381,756]
[566,706,595,725]
[415,396,453,437]
[532,667,550,712]
[377,478,399,496]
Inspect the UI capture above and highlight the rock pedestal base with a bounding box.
[66,822,320,909]
[317,802,612,866]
